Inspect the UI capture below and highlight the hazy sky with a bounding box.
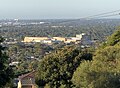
[0,0,120,19]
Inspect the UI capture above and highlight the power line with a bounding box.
[84,9,120,19]
[96,13,119,18]
[88,13,120,19]
[61,9,120,23]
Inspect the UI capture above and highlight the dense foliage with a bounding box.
[72,46,120,88]
[35,46,93,88]
[0,37,14,87]
[107,27,120,46]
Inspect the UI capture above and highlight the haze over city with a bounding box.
[0,0,120,19]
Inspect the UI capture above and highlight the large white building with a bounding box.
[23,33,92,45]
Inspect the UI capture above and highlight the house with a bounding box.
[17,71,36,88]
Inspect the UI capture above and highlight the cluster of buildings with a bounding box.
[23,33,92,46]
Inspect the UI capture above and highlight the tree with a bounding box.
[0,37,14,87]
[35,46,93,88]
[72,46,120,88]
[106,27,120,46]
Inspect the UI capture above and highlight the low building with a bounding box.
[24,37,49,43]
[42,40,53,44]
[76,33,86,39]
[23,33,92,45]
[17,71,36,88]
[53,37,67,42]
[65,39,76,44]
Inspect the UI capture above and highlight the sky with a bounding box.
[0,0,120,19]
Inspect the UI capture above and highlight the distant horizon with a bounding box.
[0,0,120,19]
[1,18,120,20]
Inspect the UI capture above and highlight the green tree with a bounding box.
[0,37,14,87]
[35,46,93,88]
[72,45,120,88]
[105,27,120,46]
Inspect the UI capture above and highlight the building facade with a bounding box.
[17,71,36,88]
